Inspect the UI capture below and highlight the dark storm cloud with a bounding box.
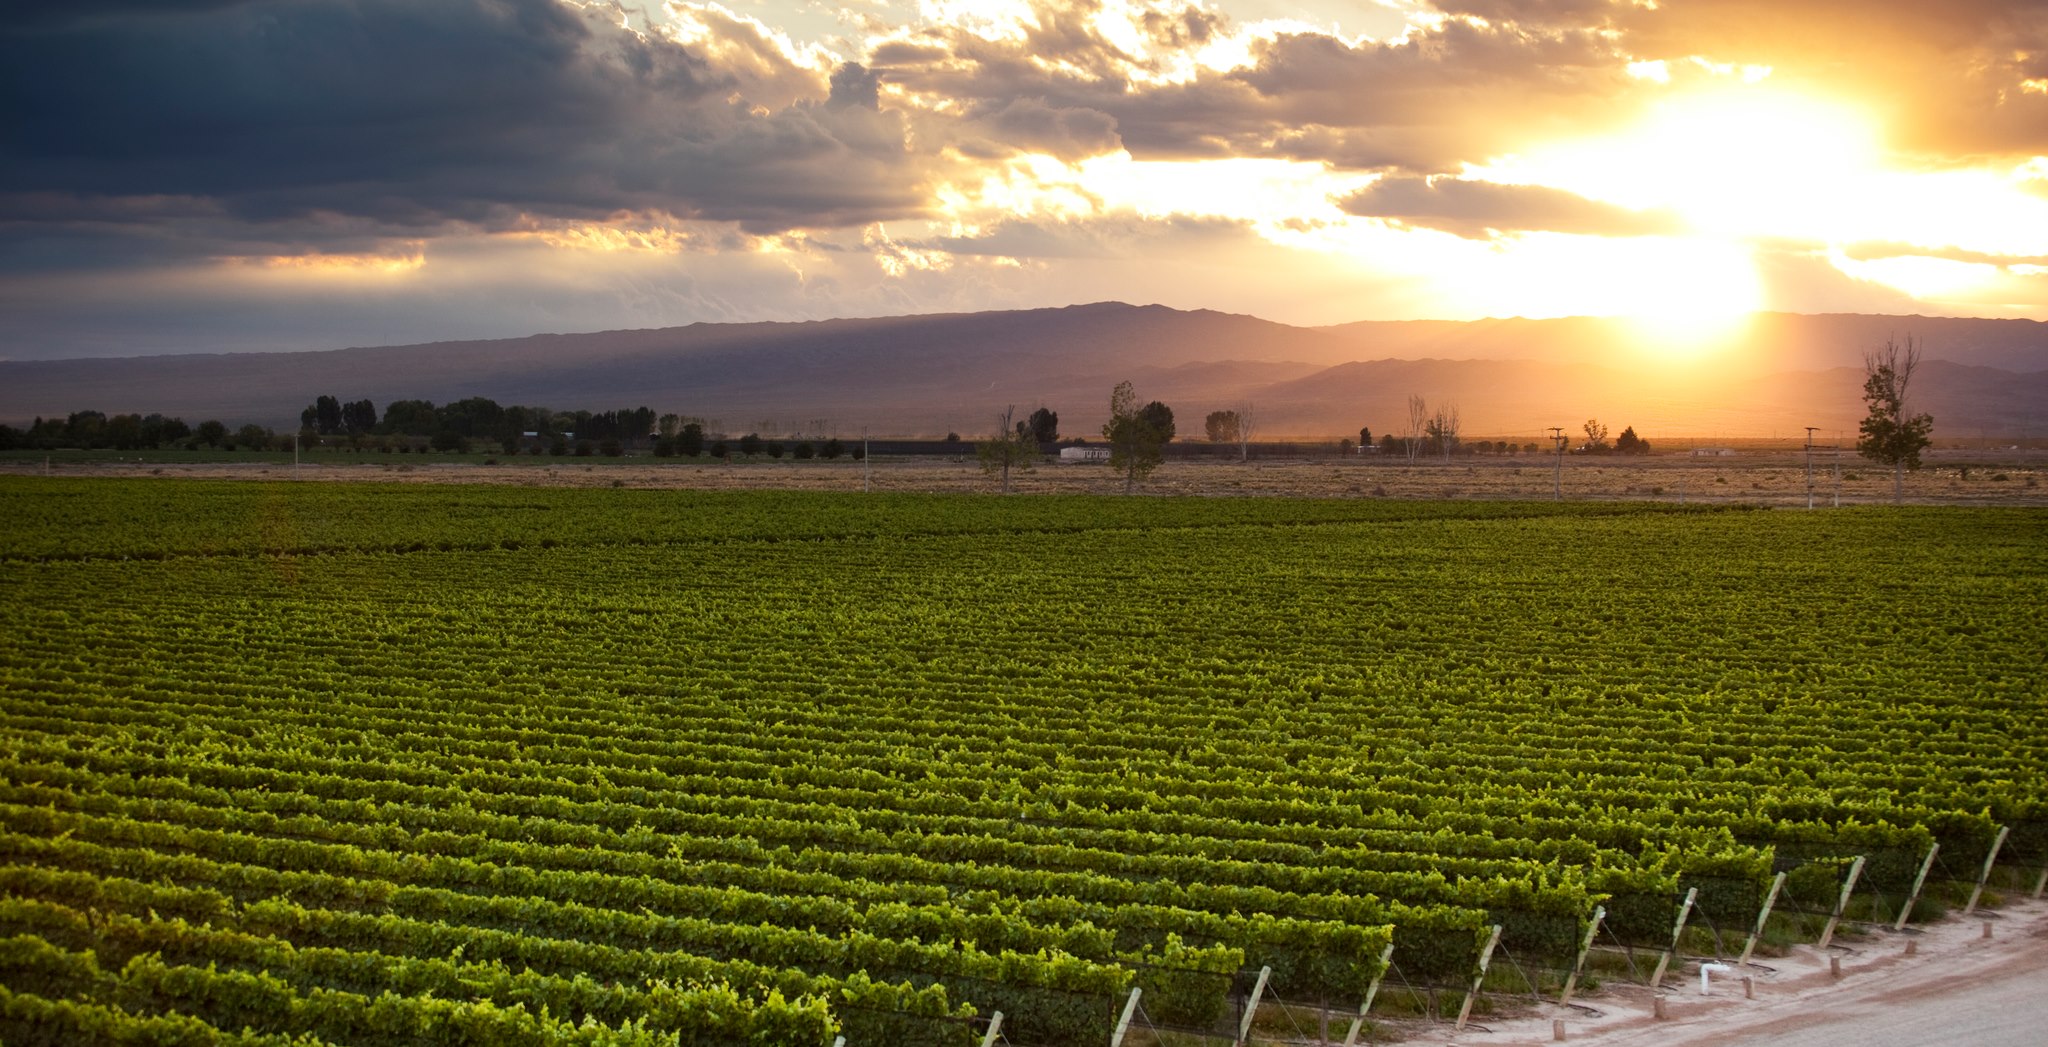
[1340,176,1683,239]
[0,0,928,250]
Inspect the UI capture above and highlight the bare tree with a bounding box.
[1426,402,1461,462]
[1235,401,1256,462]
[1857,335,1934,504]
[1405,395,1427,463]
[976,404,1036,493]
[1582,419,1609,453]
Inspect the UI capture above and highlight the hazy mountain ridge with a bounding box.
[3,304,2043,438]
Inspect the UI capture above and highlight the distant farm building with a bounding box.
[1691,447,1739,457]
[1059,446,1111,463]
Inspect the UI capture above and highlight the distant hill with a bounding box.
[3,303,2044,439]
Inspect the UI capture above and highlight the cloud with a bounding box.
[1840,241,2048,269]
[0,0,931,246]
[3,0,2046,358]
[1340,176,1683,239]
[869,0,1645,174]
[954,98,1123,162]
[1604,0,2048,160]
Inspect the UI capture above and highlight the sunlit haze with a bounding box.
[3,0,2046,359]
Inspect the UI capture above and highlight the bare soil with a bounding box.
[10,448,2048,506]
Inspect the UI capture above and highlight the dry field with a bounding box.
[16,447,2048,506]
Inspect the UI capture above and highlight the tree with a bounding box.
[1404,395,1427,462]
[1425,402,1460,462]
[1614,426,1651,455]
[978,404,1037,493]
[738,433,762,457]
[1025,407,1059,446]
[1204,410,1240,444]
[1857,335,1934,504]
[196,420,227,448]
[382,399,438,436]
[342,399,377,435]
[234,423,272,450]
[1359,426,1371,448]
[1581,419,1609,453]
[1231,401,1255,462]
[1102,381,1175,493]
[678,422,705,457]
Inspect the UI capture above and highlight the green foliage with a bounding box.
[0,481,2041,1042]
[1102,381,1175,492]
[1128,934,1239,1027]
[1857,336,1934,502]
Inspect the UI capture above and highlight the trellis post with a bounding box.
[1453,925,1502,1031]
[1648,887,1698,988]
[1234,965,1272,1047]
[1739,872,1786,966]
[1109,987,1141,1047]
[1965,826,2010,915]
[1818,856,1866,949]
[1340,941,1396,1046]
[1893,844,1940,931]
[1559,905,1606,1006]
[978,1011,1003,1047]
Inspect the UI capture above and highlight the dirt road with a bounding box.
[1440,899,2048,1047]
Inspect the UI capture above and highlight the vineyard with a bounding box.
[1,477,2044,1045]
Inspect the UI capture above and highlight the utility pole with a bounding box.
[1833,430,1842,507]
[1548,426,1566,500]
[1803,426,1818,509]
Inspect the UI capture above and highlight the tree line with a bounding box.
[7,339,1933,501]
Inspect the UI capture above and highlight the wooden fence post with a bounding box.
[1964,826,2010,915]
[1453,925,1502,1031]
[1341,941,1396,1046]
[1818,856,1865,950]
[1234,966,1272,1047]
[1739,872,1786,966]
[1559,906,1605,1006]
[1649,887,1698,989]
[1109,988,1142,1047]
[1894,843,1940,931]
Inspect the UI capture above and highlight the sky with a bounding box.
[3,0,2047,360]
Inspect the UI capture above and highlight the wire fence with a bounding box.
[843,821,2048,1045]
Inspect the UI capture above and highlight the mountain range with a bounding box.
[4,304,2045,440]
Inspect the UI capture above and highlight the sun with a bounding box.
[1502,88,1886,242]
[1446,86,1895,351]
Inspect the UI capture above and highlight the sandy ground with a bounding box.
[1416,898,2048,1047]
[8,448,2048,506]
